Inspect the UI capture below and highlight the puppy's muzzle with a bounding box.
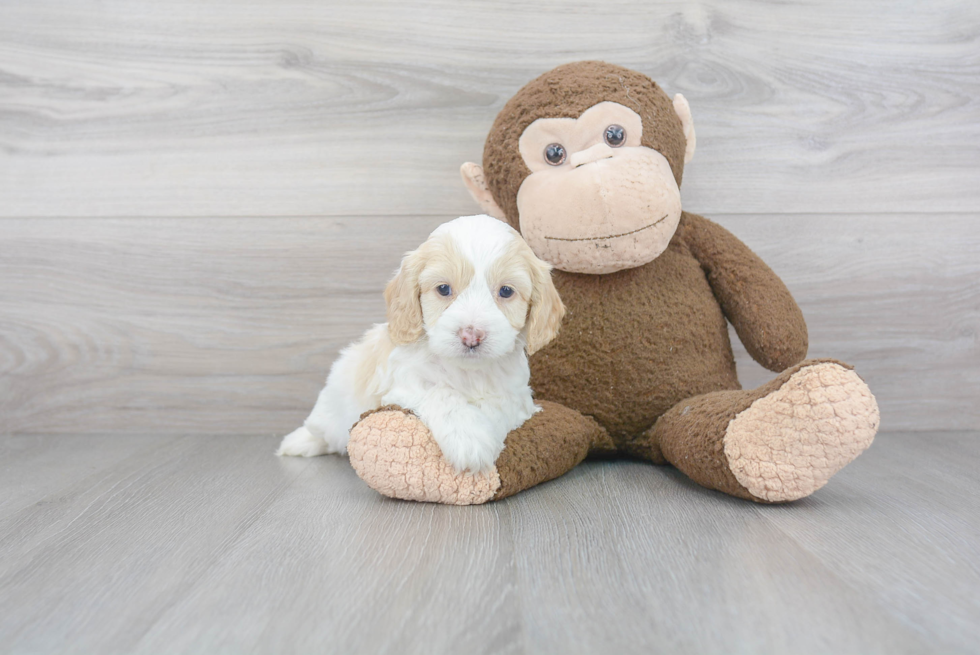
[458,326,486,349]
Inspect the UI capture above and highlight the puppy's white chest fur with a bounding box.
[379,341,539,472]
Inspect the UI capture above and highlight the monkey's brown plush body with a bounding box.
[347,62,879,504]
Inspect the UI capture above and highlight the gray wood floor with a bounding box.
[1,432,977,654]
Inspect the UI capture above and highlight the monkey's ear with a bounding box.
[460,162,507,221]
[672,94,697,165]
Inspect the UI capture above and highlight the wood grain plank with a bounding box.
[1,214,976,435]
[133,456,522,655]
[0,435,311,652]
[0,0,977,217]
[757,432,980,652]
[0,215,444,436]
[506,461,932,654]
[4,432,976,653]
[0,433,177,518]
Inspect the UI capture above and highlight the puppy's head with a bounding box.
[385,214,564,363]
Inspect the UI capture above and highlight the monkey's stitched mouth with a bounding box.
[544,214,668,242]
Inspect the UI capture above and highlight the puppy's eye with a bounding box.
[604,124,626,147]
[498,286,514,299]
[544,143,566,166]
[436,284,452,297]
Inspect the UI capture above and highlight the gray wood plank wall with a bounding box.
[1,0,978,434]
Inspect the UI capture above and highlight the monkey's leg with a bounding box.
[347,400,614,505]
[637,359,879,503]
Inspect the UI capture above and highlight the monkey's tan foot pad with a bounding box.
[347,408,500,505]
[724,362,880,503]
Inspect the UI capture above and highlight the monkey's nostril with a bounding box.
[573,154,614,169]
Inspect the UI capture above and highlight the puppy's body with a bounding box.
[280,324,535,469]
[278,215,564,472]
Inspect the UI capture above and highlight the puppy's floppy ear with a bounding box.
[384,247,426,344]
[520,242,565,355]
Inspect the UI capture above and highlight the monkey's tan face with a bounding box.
[516,102,682,274]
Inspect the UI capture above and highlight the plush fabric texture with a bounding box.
[484,61,687,229]
[529,211,810,444]
[346,61,878,506]
[347,406,500,505]
[724,361,879,502]
[347,360,877,505]
[346,402,612,505]
[512,100,682,275]
[647,359,877,502]
[681,213,808,371]
[492,400,615,500]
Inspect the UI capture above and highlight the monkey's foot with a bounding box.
[347,406,500,505]
[723,361,879,502]
[654,359,879,503]
[347,401,609,504]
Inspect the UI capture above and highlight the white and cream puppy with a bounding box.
[277,214,564,473]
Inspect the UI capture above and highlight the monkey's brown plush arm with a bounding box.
[680,211,808,372]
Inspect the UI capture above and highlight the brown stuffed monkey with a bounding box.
[346,61,879,505]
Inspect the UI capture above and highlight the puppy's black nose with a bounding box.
[459,326,485,348]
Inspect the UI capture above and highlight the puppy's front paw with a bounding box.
[276,426,333,457]
[432,422,506,475]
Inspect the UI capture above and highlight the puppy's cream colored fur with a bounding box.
[277,215,564,473]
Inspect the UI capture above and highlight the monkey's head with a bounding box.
[461,61,696,275]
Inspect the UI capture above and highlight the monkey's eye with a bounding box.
[498,286,514,299]
[544,143,566,166]
[604,124,626,147]
[437,284,452,297]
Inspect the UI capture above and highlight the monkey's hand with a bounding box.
[680,212,808,372]
[346,401,611,504]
